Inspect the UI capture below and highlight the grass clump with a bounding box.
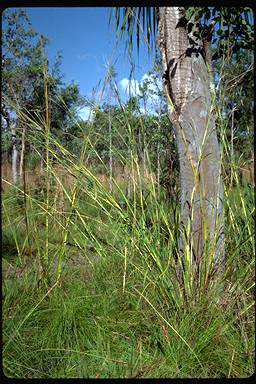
[2,61,254,378]
[3,150,254,378]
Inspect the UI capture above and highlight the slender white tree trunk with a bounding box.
[19,124,26,179]
[10,120,18,184]
[1,107,19,184]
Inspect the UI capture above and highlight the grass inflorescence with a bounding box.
[2,59,254,378]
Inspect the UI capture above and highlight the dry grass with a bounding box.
[1,160,157,193]
[240,157,254,185]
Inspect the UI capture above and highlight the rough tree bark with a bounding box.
[158,7,224,276]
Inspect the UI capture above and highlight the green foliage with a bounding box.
[214,45,254,182]
[1,128,12,154]
[184,7,254,60]
[2,153,254,377]
[2,9,85,169]
[2,7,254,379]
[111,7,254,62]
[110,7,159,55]
[2,9,49,104]
[217,50,253,139]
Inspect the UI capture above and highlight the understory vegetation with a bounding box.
[2,106,254,378]
[2,8,254,379]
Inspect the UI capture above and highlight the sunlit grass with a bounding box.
[2,59,255,378]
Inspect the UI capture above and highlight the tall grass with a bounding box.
[2,60,254,378]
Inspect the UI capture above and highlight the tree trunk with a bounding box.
[158,7,224,276]
[19,123,26,179]
[11,120,18,185]
[1,106,19,184]
[3,108,20,185]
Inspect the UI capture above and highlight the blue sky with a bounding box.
[10,7,161,120]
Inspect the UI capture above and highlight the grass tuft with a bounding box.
[2,60,254,378]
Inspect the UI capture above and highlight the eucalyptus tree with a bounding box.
[216,49,254,160]
[2,9,84,180]
[111,6,254,280]
[2,9,49,183]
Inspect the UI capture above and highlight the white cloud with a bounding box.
[119,78,128,91]
[77,106,94,121]
[77,53,97,61]
[119,72,164,116]
[120,78,141,97]
[76,53,101,72]
[139,105,146,115]
[77,53,89,61]
[120,73,162,99]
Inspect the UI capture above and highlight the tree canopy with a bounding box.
[110,7,254,59]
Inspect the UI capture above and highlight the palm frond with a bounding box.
[110,7,159,56]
